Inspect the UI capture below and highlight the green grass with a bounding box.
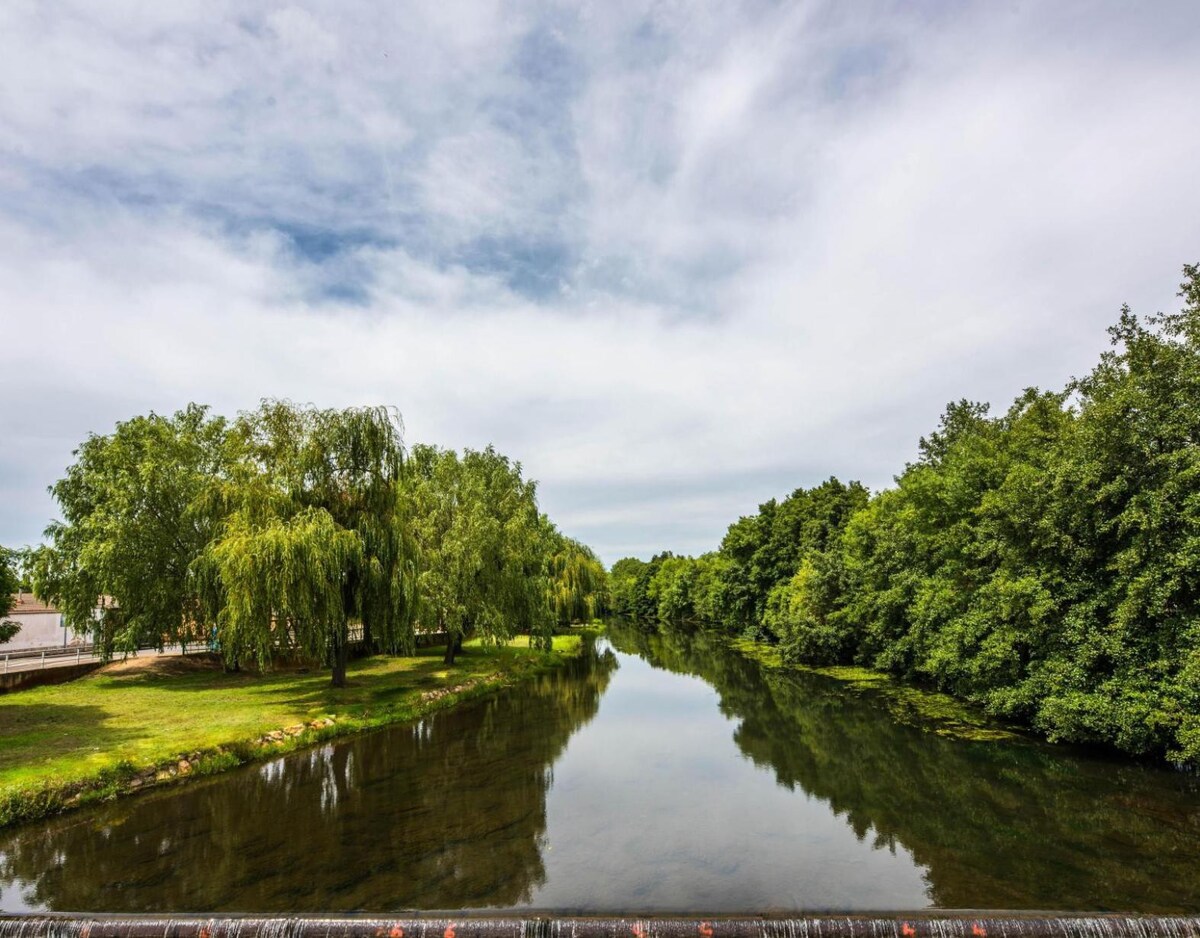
[0,632,587,827]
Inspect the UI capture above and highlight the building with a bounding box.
[4,592,84,652]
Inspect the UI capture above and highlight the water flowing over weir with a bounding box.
[1,918,1200,938]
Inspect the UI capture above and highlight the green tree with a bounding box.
[29,405,230,657]
[402,445,553,663]
[1023,267,1200,760]
[690,552,730,623]
[646,555,699,622]
[0,548,20,645]
[714,478,869,641]
[632,264,1200,766]
[546,532,607,626]
[608,557,647,618]
[195,402,416,686]
[631,552,673,622]
[716,513,768,634]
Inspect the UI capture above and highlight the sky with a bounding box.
[2,1,1199,565]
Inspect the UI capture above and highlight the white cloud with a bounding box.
[1,1,1199,564]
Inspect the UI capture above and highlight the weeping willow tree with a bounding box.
[194,402,416,686]
[403,444,555,663]
[546,532,607,626]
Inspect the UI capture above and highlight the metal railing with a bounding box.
[3,630,456,674]
[2,643,98,674]
[0,642,194,675]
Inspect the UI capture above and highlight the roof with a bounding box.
[7,592,60,616]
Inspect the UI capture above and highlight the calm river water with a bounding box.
[1,623,1198,913]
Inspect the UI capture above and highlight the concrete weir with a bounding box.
[1,917,1199,938]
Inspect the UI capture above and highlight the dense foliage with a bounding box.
[194,403,416,685]
[0,548,19,644]
[608,476,868,639]
[400,446,554,662]
[29,402,604,683]
[28,404,230,655]
[616,265,1200,765]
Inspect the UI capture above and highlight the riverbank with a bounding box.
[0,628,599,829]
[727,634,1023,743]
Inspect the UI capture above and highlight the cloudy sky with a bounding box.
[2,1,1199,564]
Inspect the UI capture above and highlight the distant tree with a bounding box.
[402,444,553,663]
[690,553,730,623]
[633,552,675,622]
[647,555,700,622]
[29,404,230,657]
[194,402,416,686]
[607,557,647,618]
[546,533,607,626]
[711,478,869,641]
[611,551,735,626]
[0,547,20,645]
[717,513,768,634]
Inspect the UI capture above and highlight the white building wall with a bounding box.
[4,612,74,651]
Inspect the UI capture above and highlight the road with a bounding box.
[0,644,191,675]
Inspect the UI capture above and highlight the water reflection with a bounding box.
[0,642,618,912]
[607,622,1200,912]
[2,624,1199,913]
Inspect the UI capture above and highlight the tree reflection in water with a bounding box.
[607,622,1200,912]
[0,642,618,913]
[3,625,1200,914]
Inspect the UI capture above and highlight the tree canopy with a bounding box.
[30,402,602,684]
[29,404,230,656]
[0,548,20,645]
[194,402,416,685]
[547,534,607,627]
[617,263,1200,766]
[401,444,600,662]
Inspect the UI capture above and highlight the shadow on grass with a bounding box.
[0,703,140,765]
[243,655,503,712]
[228,647,539,715]
[29,646,537,729]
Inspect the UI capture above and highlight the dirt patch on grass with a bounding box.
[99,653,225,677]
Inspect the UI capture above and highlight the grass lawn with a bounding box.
[0,631,590,826]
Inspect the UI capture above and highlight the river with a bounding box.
[1,623,1198,913]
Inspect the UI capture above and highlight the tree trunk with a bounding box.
[443,631,458,665]
[334,571,357,687]
[331,622,349,687]
[99,618,115,662]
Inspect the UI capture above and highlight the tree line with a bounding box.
[611,264,1200,766]
[14,401,606,684]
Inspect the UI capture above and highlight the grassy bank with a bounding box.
[0,629,597,828]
